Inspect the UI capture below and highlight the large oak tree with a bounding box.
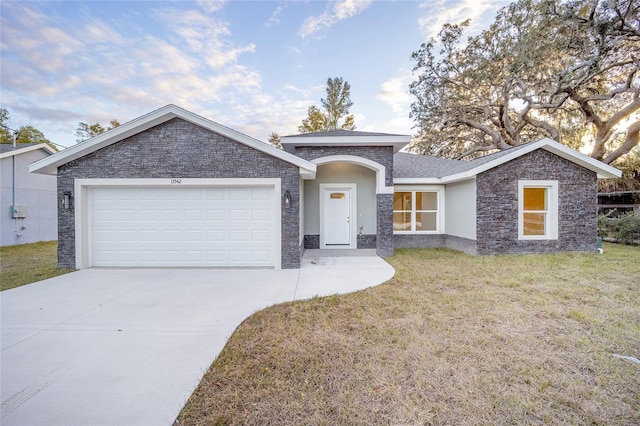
[409,0,639,164]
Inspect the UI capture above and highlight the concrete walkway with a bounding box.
[1,251,394,426]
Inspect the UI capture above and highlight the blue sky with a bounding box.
[1,0,511,148]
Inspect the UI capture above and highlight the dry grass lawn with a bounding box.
[0,241,72,291]
[177,244,640,425]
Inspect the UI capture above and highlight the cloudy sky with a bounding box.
[1,0,511,148]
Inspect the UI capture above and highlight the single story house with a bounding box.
[29,105,621,269]
[1,143,58,246]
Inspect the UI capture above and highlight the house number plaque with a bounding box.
[170,179,182,184]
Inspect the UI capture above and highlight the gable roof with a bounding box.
[0,143,56,159]
[281,130,410,154]
[394,138,621,184]
[29,104,317,178]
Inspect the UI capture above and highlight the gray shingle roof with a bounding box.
[394,142,541,179]
[285,130,408,138]
[393,152,463,178]
[0,143,43,154]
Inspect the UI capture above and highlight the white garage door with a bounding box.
[90,186,278,267]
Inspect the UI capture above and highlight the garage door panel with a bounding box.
[90,185,277,267]
[252,230,270,242]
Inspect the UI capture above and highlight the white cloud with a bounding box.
[418,0,510,38]
[283,84,310,97]
[377,73,413,115]
[266,3,286,27]
[298,0,373,39]
[82,19,127,45]
[196,0,227,13]
[0,1,264,147]
[155,8,255,69]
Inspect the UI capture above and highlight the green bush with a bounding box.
[618,212,640,243]
[598,212,640,244]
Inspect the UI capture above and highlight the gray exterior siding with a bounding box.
[1,149,57,246]
[57,118,302,269]
[475,149,598,255]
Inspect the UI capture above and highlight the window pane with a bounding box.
[416,192,437,210]
[524,187,547,211]
[394,192,412,210]
[416,212,437,231]
[393,212,412,231]
[523,212,546,235]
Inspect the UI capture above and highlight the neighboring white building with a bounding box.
[1,143,57,246]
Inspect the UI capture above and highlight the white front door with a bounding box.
[320,184,355,248]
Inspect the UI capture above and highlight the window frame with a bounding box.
[518,180,558,240]
[393,187,444,234]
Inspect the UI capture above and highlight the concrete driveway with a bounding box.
[1,251,394,425]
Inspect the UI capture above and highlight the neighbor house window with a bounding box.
[393,189,442,233]
[518,180,558,240]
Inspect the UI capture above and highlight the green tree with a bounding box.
[599,149,640,192]
[268,132,282,149]
[0,109,12,143]
[76,119,121,142]
[409,0,640,163]
[0,109,56,150]
[298,77,356,133]
[299,105,329,133]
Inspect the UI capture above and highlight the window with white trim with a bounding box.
[518,180,558,240]
[393,189,442,233]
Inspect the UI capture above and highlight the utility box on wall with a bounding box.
[11,205,28,218]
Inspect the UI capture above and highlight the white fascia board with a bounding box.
[536,138,621,178]
[439,138,621,182]
[393,177,444,184]
[1,143,56,159]
[29,104,317,176]
[300,167,317,180]
[281,135,411,153]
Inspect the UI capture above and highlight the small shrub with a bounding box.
[618,212,640,243]
[598,212,640,244]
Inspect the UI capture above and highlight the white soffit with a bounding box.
[29,104,317,178]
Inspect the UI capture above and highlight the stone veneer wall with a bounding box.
[294,146,395,257]
[304,234,320,249]
[304,234,377,249]
[357,234,377,249]
[57,118,302,269]
[476,149,598,255]
[393,234,477,255]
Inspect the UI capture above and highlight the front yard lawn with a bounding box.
[0,241,72,291]
[177,244,640,425]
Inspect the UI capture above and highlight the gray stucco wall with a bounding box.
[475,149,598,255]
[57,118,302,269]
[1,149,57,246]
[294,146,395,257]
[303,163,377,235]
